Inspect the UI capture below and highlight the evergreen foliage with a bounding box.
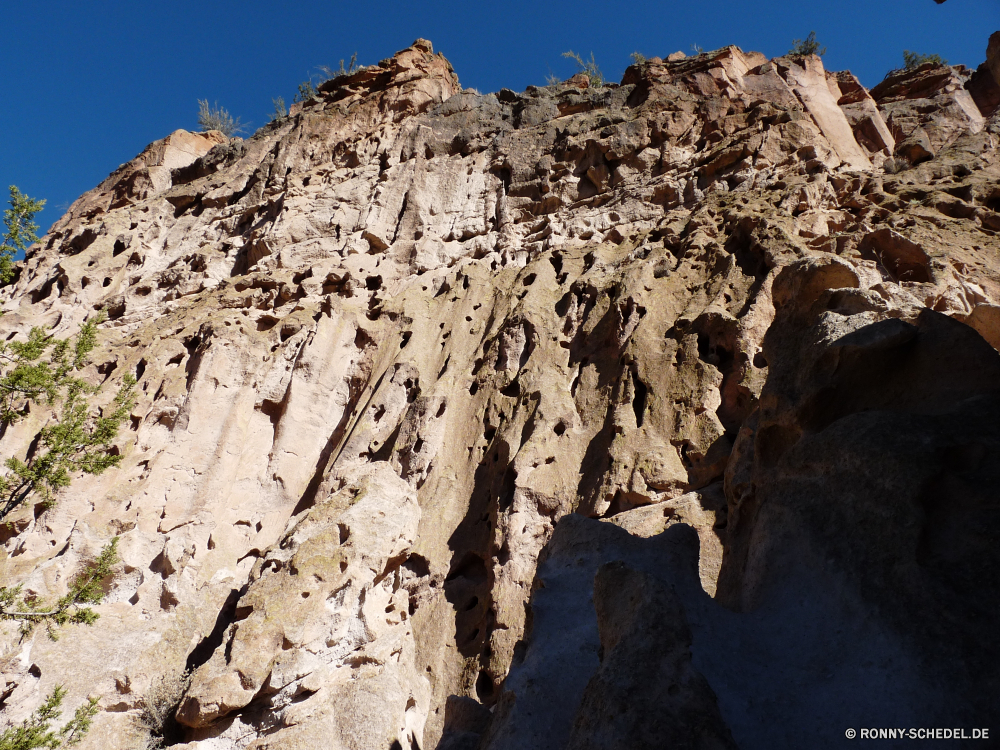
[1,188,45,286]
[0,537,119,638]
[0,314,136,521]
[0,686,99,749]
[789,31,826,57]
[0,189,131,747]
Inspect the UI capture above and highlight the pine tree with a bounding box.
[0,189,137,746]
[1,187,45,286]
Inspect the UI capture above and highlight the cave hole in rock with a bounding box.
[135,359,146,382]
[549,253,563,277]
[554,421,567,436]
[260,399,283,427]
[404,378,419,403]
[555,291,572,317]
[354,327,375,349]
[470,381,479,396]
[446,552,488,584]
[436,401,447,418]
[631,368,648,427]
[522,273,537,287]
[499,466,517,511]
[184,336,202,357]
[400,331,412,349]
[476,670,496,702]
[102,278,112,288]
[30,278,55,304]
[106,300,127,320]
[113,238,127,257]
[366,275,382,291]
[571,357,588,397]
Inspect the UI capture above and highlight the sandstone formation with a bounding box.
[0,35,999,749]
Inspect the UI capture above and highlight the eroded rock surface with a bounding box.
[0,35,999,749]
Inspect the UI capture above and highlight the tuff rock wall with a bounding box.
[0,35,999,749]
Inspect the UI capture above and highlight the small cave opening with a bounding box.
[631,368,648,428]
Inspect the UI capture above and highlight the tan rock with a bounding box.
[0,31,998,750]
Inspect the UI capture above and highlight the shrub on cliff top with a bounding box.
[789,31,826,57]
[903,50,948,69]
[561,50,605,88]
[196,100,246,137]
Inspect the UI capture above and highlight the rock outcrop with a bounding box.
[0,35,999,749]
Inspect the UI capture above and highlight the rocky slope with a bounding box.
[1,34,999,749]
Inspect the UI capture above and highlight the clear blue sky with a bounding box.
[2,0,996,232]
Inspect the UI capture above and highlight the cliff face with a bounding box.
[1,36,1000,749]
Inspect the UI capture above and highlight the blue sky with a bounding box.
[2,0,997,233]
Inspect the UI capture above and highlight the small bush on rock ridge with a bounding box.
[269,96,288,122]
[196,100,246,137]
[903,50,948,69]
[293,81,317,104]
[789,31,826,57]
[562,50,605,87]
[321,52,360,79]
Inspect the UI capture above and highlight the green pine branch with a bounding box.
[0,685,99,749]
[1,187,45,287]
[0,313,136,522]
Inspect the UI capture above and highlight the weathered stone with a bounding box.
[0,33,998,750]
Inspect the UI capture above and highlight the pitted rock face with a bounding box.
[0,36,999,749]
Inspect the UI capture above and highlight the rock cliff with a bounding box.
[1,35,999,749]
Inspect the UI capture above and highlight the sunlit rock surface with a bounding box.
[0,35,999,749]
